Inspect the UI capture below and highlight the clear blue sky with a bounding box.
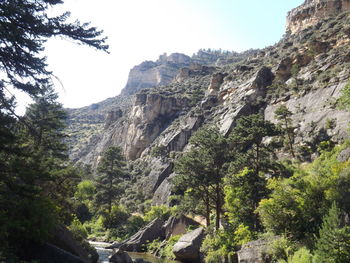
[41,0,304,110]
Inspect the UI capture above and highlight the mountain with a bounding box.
[66,0,350,207]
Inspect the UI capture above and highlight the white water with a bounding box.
[89,242,112,263]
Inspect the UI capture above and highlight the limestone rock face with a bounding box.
[121,53,191,95]
[124,92,189,160]
[286,0,350,34]
[218,66,274,136]
[172,227,205,263]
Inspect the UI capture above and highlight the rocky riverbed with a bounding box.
[90,242,180,263]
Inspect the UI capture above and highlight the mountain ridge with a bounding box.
[66,2,350,206]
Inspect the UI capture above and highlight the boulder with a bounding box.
[109,248,133,263]
[163,215,201,240]
[35,243,87,263]
[337,146,350,162]
[172,227,205,263]
[49,225,98,263]
[120,218,165,252]
[133,259,151,263]
[237,239,272,263]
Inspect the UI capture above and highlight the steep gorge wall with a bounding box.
[68,7,350,206]
[286,0,350,34]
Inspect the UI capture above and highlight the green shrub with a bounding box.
[144,205,171,222]
[268,235,297,262]
[325,118,336,130]
[75,180,95,203]
[146,238,162,254]
[291,64,300,77]
[83,216,107,240]
[102,205,130,229]
[159,235,181,259]
[150,145,168,158]
[201,229,236,263]
[69,217,88,240]
[125,215,145,236]
[288,247,313,263]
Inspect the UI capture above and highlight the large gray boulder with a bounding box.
[120,218,165,252]
[49,225,98,263]
[109,249,133,263]
[163,215,200,240]
[237,239,272,263]
[172,227,205,263]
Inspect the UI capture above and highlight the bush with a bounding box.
[201,229,237,263]
[75,180,95,202]
[144,205,171,222]
[125,215,145,236]
[288,247,313,263]
[159,235,181,259]
[69,217,88,240]
[83,216,107,240]
[102,205,130,229]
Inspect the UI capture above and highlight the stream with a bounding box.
[90,242,181,263]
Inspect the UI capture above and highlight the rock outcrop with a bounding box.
[109,249,133,263]
[50,225,98,263]
[34,243,88,263]
[67,4,350,208]
[237,239,272,263]
[163,215,201,240]
[121,53,192,95]
[172,227,205,263]
[120,218,165,252]
[286,0,350,34]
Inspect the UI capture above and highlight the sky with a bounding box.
[41,0,304,110]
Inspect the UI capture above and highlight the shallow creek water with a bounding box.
[90,241,181,263]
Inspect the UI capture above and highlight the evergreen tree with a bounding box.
[227,114,280,231]
[313,202,350,263]
[174,126,229,229]
[0,1,108,259]
[229,113,280,175]
[95,146,128,216]
[0,0,108,109]
[275,105,295,158]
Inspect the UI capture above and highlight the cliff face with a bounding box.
[121,53,192,95]
[67,8,350,206]
[286,0,350,34]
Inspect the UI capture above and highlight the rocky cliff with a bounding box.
[67,7,350,207]
[286,0,350,34]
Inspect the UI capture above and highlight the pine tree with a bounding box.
[275,105,295,158]
[227,114,280,231]
[313,202,350,263]
[0,0,108,109]
[95,147,128,216]
[0,1,108,259]
[174,126,229,229]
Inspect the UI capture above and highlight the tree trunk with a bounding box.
[215,182,221,230]
[285,118,295,158]
[205,189,211,227]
